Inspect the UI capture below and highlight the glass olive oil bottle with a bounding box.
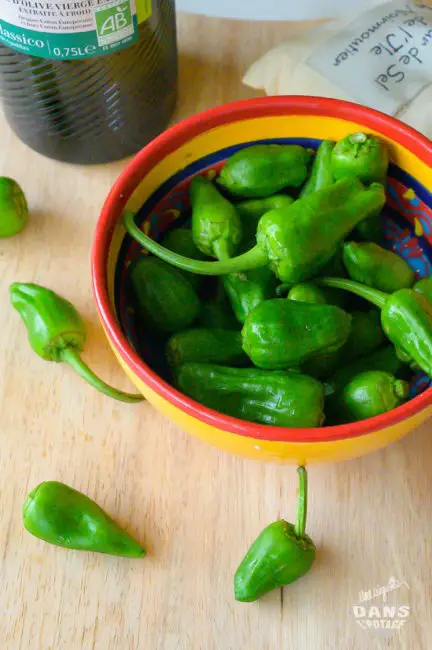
[0,0,177,164]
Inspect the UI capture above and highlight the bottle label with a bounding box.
[307,1,432,116]
[0,0,152,60]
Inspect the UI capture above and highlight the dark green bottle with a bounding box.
[0,1,177,163]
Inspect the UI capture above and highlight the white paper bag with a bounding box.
[244,1,432,139]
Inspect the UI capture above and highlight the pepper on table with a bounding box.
[123,178,386,285]
[10,282,143,403]
[23,481,146,557]
[0,177,28,238]
[234,467,316,602]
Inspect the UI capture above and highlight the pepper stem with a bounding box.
[61,348,144,403]
[123,211,268,276]
[294,466,308,539]
[317,277,388,309]
[349,132,368,144]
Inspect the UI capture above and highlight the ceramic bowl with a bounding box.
[92,96,432,464]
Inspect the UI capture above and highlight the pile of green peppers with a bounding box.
[124,131,431,429]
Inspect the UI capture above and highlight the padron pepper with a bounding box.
[176,364,325,427]
[327,370,409,424]
[190,175,242,260]
[331,132,389,185]
[23,481,146,557]
[324,345,405,400]
[10,283,143,403]
[0,177,28,237]
[414,276,432,302]
[236,194,294,241]
[123,179,386,285]
[302,309,385,380]
[318,277,432,378]
[235,467,316,602]
[129,256,200,333]
[241,299,352,370]
[166,328,248,368]
[161,227,207,289]
[198,281,239,330]
[198,299,239,330]
[217,144,311,198]
[343,242,415,293]
[300,140,334,197]
[286,282,345,310]
[287,283,328,305]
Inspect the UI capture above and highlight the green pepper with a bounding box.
[10,283,143,403]
[223,266,278,324]
[166,328,248,368]
[198,284,239,330]
[332,132,389,185]
[319,245,346,278]
[0,177,28,237]
[286,282,346,310]
[300,140,334,198]
[352,211,383,244]
[236,194,294,241]
[302,309,385,379]
[124,179,386,285]
[129,257,200,333]
[327,370,409,423]
[235,467,315,602]
[217,144,311,198]
[198,300,238,330]
[325,345,406,400]
[176,364,325,427]
[414,276,432,302]
[241,299,352,370]
[161,227,206,288]
[23,481,146,557]
[190,175,242,260]
[343,242,415,293]
[318,277,432,377]
[287,283,328,305]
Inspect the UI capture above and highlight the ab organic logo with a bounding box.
[95,0,134,46]
[352,577,411,632]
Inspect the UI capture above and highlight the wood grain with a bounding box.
[1,13,431,650]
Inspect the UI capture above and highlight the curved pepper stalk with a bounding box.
[10,283,143,403]
[317,277,432,378]
[234,467,316,603]
[123,179,385,285]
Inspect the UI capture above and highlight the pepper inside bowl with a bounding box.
[92,97,432,464]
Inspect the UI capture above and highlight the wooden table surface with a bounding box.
[1,13,431,650]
